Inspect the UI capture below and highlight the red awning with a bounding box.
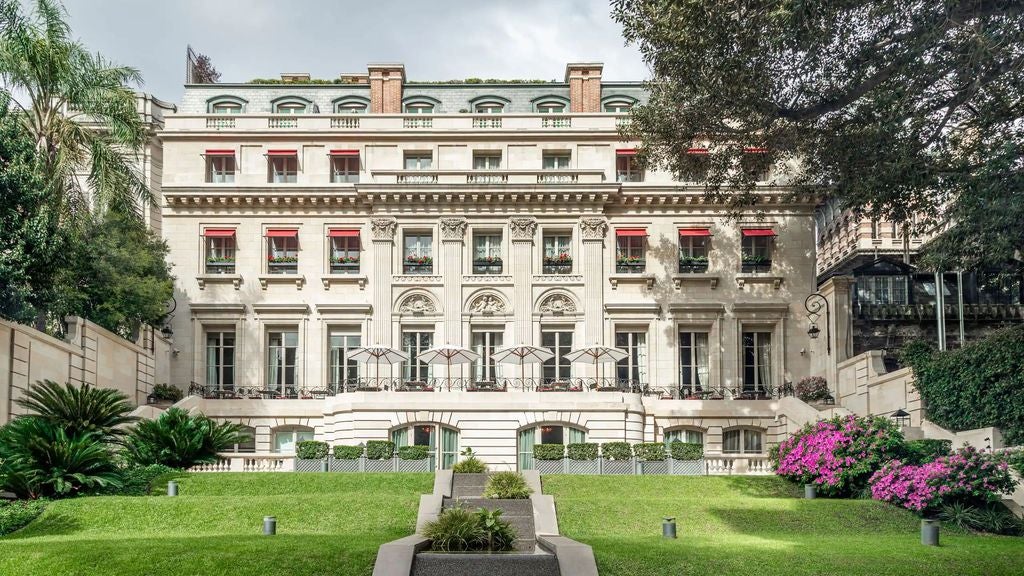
[204,149,235,156]
[616,228,647,237]
[616,148,637,156]
[743,147,768,153]
[679,228,711,237]
[328,229,360,237]
[266,229,298,238]
[686,148,709,155]
[203,228,236,237]
[266,149,297,156]
[329,149,360,156]
[742,228,776,237]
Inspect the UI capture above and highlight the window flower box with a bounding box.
[330,256,360,274]
[404,255,433,275]
[741,256,772,274]
[678,256,709,274]
[268,255,298,274]
[206,258,236,274]
[472,257,503,275]
[542,254,572,275]
[616,256,646,274]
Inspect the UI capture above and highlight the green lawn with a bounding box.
[0,473,432,576]
[544,475,1024,576]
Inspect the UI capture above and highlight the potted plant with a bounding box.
[678,254,709,273]
[741,254,771,273]
[404,254,433,273]
[205,255,236,273]
[616,254,645,273]
[543,252,572,273]
[472,254,503,274]
[330,255,360,273]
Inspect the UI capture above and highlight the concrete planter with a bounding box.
[565,458,600,475]
[330,457,361,472]
[295,458,327,472]
[602,459,634,475]
[535,459,565,474]
[669,458,705,475]
[397,456,435,472]
[638,460,669,475]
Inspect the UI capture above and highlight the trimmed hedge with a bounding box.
[669,441,704,461]
[295,440,329,460]
[566,442,599,461]
[533,444,565,460]
[633,443,667,461]
[903,325,1024,445]
[332,445,363,460]
[398,445,429,460]
[601,442,632,461]
[365,440,395,460]
[902,439,952,465]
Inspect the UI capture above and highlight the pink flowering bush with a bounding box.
[869,445,1016,514]
[772,415,904,496]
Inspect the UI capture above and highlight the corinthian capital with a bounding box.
[439,218,468,241]
[370,218,397,241]
[579,218,608,241]
[508,218,537,242]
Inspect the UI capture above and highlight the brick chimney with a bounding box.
[565,63,603,113]
[368,64,405,114]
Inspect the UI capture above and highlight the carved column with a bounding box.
[440,218,467,348]
[370,219,396,346]
[580,218,608,347]
[509,218,537,344]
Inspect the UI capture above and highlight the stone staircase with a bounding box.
[444,473,537,553]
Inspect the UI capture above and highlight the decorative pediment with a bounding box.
[398,293,438,315]
[538,292,578,315]
[467,292,508,315]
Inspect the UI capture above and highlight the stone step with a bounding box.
[450,473,489,489]
[456,498,533,517]
[412,552,559,576]
[450,486,484,500]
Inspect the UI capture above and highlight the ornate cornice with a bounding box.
[579,218,608,241]
[370,218,397,241]
[439,218,468,241]
[509,217,537,242]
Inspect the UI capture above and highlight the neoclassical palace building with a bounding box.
[160,63,825,470]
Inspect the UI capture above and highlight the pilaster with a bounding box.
[440,218,467,348]
[509,218,537,344]
[370,218,397,346]
[580,218,608,347]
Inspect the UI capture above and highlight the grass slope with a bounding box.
[544,475,1024,576]
[0,473,432,576]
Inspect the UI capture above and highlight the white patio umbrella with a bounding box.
[417,345,480,390]
[491,345,555,382]
[563,345,629,388]
[348,346,408,389]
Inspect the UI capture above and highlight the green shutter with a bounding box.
[518,428,536,470]
[441,428,458,469]
[391,428,408,448]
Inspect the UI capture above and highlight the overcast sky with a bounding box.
[64,0,648,104]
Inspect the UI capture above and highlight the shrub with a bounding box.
[869,446,1016,514]
[634,443,667,461]
[566,443,598,461]
[601,442,632,461]
[122,407,248,469]
[938,501,985,532]
[773,415,905,497]
[0,417,121,499]
[902,439,952,465]
[150,384,183,403]
[533,444,565,460]
[398,445,429,460]
[365,440,395,460]
[0,499,46,536]
[794,376,831,403]
[423,507,516,552]
[452,448,488,473]
[483,472,532,499]
[903,326,1024,445]
[295,440,329,460]
[332,445,363,460]
[91,464,179,496]
[670,442,704,461]
[1008,450,1024,477]
[16,380,137,441]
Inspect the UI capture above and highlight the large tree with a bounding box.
[0,0,149,219]
[613,0,1024,270]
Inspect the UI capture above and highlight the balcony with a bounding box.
[267,258,298,274]
[206,117,235,129]
[467,172,508,184]
[471,259,503,275]
[615,259,646,274]
[166,113,620,134]
[542,259,573,275]
[268,117,298,129]
[330,117,360,129]
[741,258,772,274]
[678,258,709,274]
[403,117,433,129]
[403,260,433,275]
[471,116,502,128]
[372,168,605,185]
[397,173,438,184]
[329,260,360,274]
[205,259,236,274]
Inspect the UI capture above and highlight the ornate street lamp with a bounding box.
[804,293,831,355]
[891,409,911,428]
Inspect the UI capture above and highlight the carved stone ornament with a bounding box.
[508,218,537,241]
[539,293,578,314]
[439,218,468,241]
[399,293,437,314]
[579,218,608,241]
[370,218,397,241]
[468,293,507,314]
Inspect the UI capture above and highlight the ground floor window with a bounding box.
[471,330,503,382]
[742,331,772,392]
[679,331,710,394]
[273,426,314,453]
[518,424,586,470]
[402,331,433,381]
[541,329,573,382]
[227,426,256,453]
[615,330,648,386]
[722,428,763,454]
[391,424,458,469]
[328,331,361,387]
[664,428,704,446]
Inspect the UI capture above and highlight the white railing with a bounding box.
[705,455,773,475]
[615,116,631,129]
[397,173,438,184]
[467,173,508,184]
[189,458,232,473]
[331,117,360,129]
[472,116,502,128]
[206,117,235,129]
[541,116,572,128]
[537,173,577,184]
[187,454,295,473]
[268,117,298,128]
[403,117,433,129]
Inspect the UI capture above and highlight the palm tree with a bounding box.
[0,0,149,219]
[124,408,248,469]
[16,379,138,440]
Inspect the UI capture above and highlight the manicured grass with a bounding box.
[0,473,432,576]
[544,475,1024,576]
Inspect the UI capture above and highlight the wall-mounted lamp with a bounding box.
[804,293,831,355]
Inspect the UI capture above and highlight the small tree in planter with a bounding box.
[365,440,395,460]
[601,442,632,460]
[567,443,598,461]
[669,442,704,461]
[634,443,667,461]
[332,445,363,460]
[295,441,329,460]
[533,444,566,460]
[795,376,831,403]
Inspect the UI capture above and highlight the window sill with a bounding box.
[671,273,719,290]
[258,274,306,290]
[321,274,367,290]
[735,274,783,290]
[608,273,655,290]
[197,274,242,290]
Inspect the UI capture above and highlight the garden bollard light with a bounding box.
[921,519,939,546]
[804,484,817,499]
[662,517,677,539]
[263,516,277,536]
[167,480,178,497]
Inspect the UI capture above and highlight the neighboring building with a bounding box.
[158,62,825,470]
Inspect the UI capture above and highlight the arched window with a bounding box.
[206,96,247,114]
[603,100,633,113]
[474,102,504,114]
[404,102,434,114]
[272,97,312,114]
[390,423,459,469]
[535,101,565,114]
[228,426,257,453]
[333,96,369,114]
[664,428,704,446]
[517,423,586,470]
[272,425,314,453]
[722,427,763,454]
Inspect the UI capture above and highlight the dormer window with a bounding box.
[536,102,565,114]
[474,102,503,114]
[603,101,633,113]
[405,103,434,114]
[276,102,306,114]
[206,96,247,114]
[333,96,369,114]
[272,97,313,114]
